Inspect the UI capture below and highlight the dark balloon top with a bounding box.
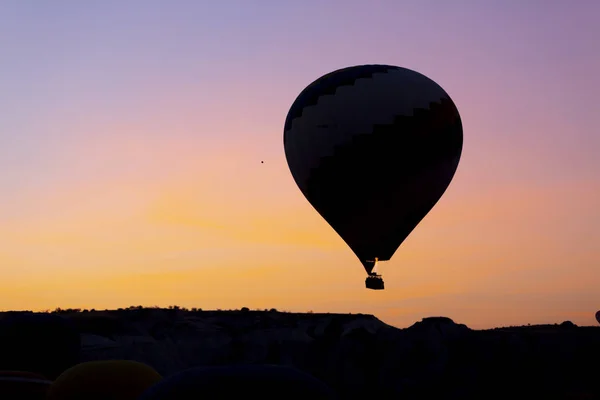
[139,364,336,400]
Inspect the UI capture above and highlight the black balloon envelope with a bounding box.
[283,64,463,289]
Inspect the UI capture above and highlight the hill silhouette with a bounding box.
[1,307,599,399]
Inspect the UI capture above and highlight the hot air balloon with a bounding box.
[46,360,162,400]
[283,64,463,290]
[138,364,336,400]
[595,310,600,325]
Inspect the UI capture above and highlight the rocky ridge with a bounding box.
[59,308,600,399]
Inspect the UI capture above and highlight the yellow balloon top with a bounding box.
[47,360,162,400]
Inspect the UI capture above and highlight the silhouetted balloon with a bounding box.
[0,371,52,399]
[46,360,162,400]
[284,64,463,278]
[0,312,80,379]
[138,364,336,400]
[595,310,600,325]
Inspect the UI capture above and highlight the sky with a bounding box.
[0,1,598,329]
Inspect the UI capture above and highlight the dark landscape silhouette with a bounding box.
[1,307,599,399]
[2,1,598,399]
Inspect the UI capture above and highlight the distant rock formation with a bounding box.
[3,309,600,399]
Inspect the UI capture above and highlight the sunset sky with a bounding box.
[1,1,598,329]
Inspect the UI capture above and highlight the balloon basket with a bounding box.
[365,275,384,290]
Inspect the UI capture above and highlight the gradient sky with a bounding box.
[1,1,598,329]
